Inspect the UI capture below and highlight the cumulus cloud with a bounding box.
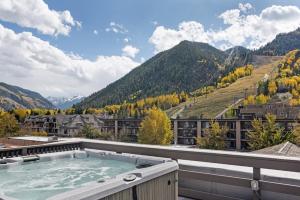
[219,9,241,25]
[149,4,300,52]
[93,30,98,35]
[0,0,80,36]
[0,24,139,97]
[122,45,140,58]
[124,38,129,43]
[105,22,128,34]
[149,21,209,53]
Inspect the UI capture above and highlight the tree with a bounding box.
[290,124,300,146]
[243,95,255,105]
[0,113,20,138]
[12,109,29,122]
[255,94,269,104]
[248,114,293,150]
[197,121,228,150]
[79,124,113,140]
[79,124,101,139]
[138,108,173,145]
[268,81,277,95]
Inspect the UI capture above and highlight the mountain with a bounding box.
[48,96,85,109]
[0,82,54,111]
[255,28,300,56]
[77,41,250,109]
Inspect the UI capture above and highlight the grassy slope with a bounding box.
[167,56,282,118]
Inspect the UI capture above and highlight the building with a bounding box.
[237,103,300,120]
[24,114,104,137]
[56,114,104,136]
[24,115,58,134]
[24,111,299,151]
[254,141,300,157]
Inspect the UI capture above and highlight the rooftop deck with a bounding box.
[1,138,300,200]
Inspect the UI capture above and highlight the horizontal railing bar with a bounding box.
[178,169,250,188]
[179,187,245,200]
[179,169,300,196]
[260,181,300,196]
[81,140,300,172]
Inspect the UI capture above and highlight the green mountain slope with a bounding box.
[0,82,54,111]
[255,28,300,56]
[77,41,250,109]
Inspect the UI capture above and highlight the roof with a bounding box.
[254,142,300,157]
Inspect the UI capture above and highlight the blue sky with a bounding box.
[45,0,300,60]
[1,0,300,97]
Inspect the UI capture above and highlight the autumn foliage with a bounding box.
[138,108,173,145]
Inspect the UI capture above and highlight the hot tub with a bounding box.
[0,149,178,200]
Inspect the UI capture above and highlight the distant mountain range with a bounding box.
[47,96,85,109]
[0,82,54,111]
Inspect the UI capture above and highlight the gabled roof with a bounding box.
[254,142,300,157]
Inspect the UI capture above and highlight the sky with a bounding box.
[1,0,300,98]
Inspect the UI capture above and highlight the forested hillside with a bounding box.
[77,41,250,109]
[255,28,300,56]
[244,49,300,106]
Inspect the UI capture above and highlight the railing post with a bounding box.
[114,120,118,139]
[236,120,241,150]
[173,120,178,145]
[196,120,202,139]
[21,147,27,156]
[252,167,261,200]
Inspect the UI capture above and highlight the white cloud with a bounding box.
[238,3,253,13]
[105,21,128,34]
[124,38,129,43]
[122,45,140,58]
[0,0,80,36]
[219,9,241,25]
[0,24,140,97]
[149,21,209,53]
[149,4,300,52]
[93,30,98,35]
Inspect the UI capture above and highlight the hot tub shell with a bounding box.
[0,149,178,200]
